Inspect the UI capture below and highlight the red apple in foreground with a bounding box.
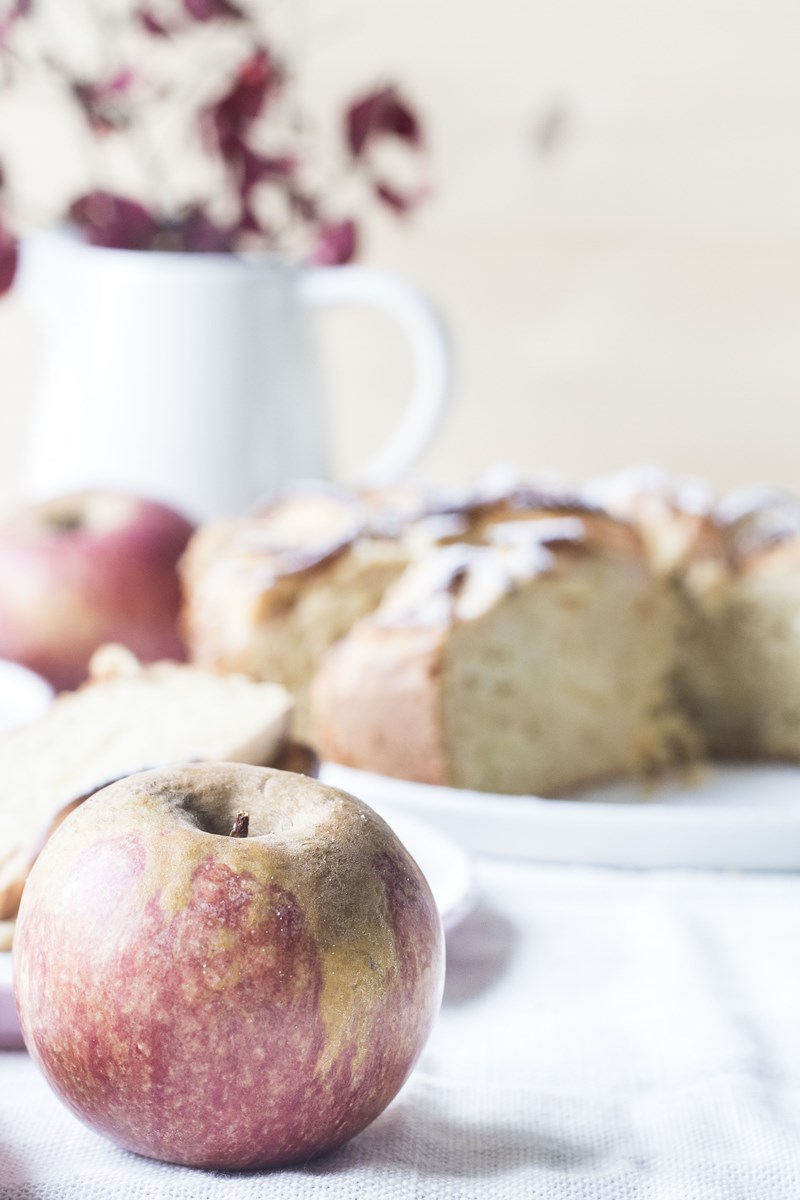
[13,763,445,1169]
[0,491,194,691]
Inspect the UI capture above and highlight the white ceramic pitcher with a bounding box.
[20,230,451,520]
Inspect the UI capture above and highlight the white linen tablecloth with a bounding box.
[1,858,799,1199]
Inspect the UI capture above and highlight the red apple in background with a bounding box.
[13,763,445,1169]
[0,492,195,691]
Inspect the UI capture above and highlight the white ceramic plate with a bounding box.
[320,761,800,871]
[0,812,475,1050]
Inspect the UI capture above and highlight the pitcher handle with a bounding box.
[299,265,452,484]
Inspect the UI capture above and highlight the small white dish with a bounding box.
[0,812,475,1050]
[321,761,800,871]
[0,659,54,735]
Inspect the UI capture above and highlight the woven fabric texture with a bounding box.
[1,859,799,1199]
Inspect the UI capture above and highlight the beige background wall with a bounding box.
[2,0,800,509]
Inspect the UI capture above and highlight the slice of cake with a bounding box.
[313,514,690,796]
[0,644,294,934]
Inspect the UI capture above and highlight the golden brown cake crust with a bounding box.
[180,475,647,681]
[313,624,449,786]
[179,475,645,621]
[714,488,800,575]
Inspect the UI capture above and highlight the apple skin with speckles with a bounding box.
[0,491,194,692]
[13,763,444,1169]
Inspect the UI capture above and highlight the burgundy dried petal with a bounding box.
[373,180,429,215]
[103,68,134,95]
[69,192,158,250]
[237,203,265,236]
[175,207,236,252]
[238,145,297,194]
[136,8,170,36]
[237,142,266,194]
[255,154,297,180]
[374,182,412,214]
[346,86,421,158]
[289,189,318,223]
[184,0,244,20]
[208,49,280,160]
[310,219,357,266]
[0,222,17,295]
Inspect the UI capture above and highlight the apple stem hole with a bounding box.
[229,811,249,838]
[48,510,84,534]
